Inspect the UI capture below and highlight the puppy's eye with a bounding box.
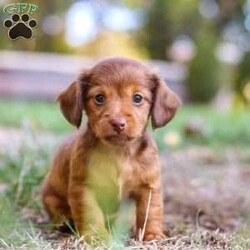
[95,94,105,105]
[132,94,143,105]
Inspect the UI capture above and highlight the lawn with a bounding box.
[0,98,250,249]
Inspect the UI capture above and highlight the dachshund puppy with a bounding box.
[42,57,180,241]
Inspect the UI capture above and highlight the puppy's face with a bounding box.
[85,64,153,146]
[58,58,181,146]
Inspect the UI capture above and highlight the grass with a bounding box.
[154,104,250,150]
[0,99,250,249]
[0,196,51,249]
[0,126,52,249]
[0,98,72,132]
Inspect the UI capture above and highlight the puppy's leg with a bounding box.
[69,185,109,240]
[136,187,164,241]
[42,187,71,226]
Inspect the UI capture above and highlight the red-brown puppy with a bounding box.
[42,57,180,241]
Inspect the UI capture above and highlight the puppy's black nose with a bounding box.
[110,118,126,133]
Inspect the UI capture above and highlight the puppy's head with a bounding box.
[58,58,181,146]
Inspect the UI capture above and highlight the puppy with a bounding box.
[42,57,180,241]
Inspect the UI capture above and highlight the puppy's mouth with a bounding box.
[104,134,134,145]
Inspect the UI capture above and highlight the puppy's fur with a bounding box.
[42,58,180,241]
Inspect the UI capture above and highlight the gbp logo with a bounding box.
[3,2,39,40]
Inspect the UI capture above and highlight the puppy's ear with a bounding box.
[151,74,181,129]
[57,71,90,128]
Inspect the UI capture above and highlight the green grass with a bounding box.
[154,104,250,150]
[0,129,53,249]
[0,195,51,249]
[0,98,72,132]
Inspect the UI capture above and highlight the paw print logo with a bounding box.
[4,14,37,40]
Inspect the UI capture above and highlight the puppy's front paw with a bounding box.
[143,232,165,241]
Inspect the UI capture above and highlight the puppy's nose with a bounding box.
[110,118,126,133]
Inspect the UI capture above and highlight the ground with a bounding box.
[0,100,250,249]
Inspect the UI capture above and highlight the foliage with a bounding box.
[234,52,250,104]
[185,24,220,102]
[141,0,198,60]
[141,0,173,60]
[79,30,148,59]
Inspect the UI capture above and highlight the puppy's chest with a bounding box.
[85,147,134,214]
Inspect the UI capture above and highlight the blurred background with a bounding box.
[0,0,250,105]
[0,0,250,248]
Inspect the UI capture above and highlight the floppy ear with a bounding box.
[151,74,181,129]
[57,71,90,128]
[57,81,83,128]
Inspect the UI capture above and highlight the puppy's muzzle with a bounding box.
[110,118,126,133]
